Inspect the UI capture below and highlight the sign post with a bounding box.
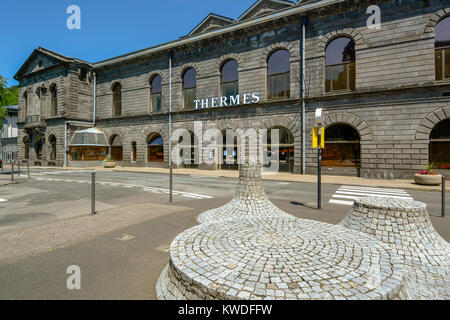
[314,108,324,209]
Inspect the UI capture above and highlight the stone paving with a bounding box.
[156,163,450,300]
[340,197,450,299]
[157,217,404,300]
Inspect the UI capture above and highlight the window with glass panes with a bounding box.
[267,50,290,100]
[112,83,122,116]
[435,17,450,81]
[150,75,162,112]
[325,37,355,92]
[183,68,196,109]
[221,60,238,97]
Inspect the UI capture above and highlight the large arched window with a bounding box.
[325,37,355,92]
[50,84,57,116]
[110,135,123,161]
[435,16,450,81]
[267,49,290,100]
[265,127,295,173]
[147,133,164,162]
[183,68,196,109]
[221,129,238,170]
[49,135,57,161]
[150,75,162,112]
[112,82,122,117]
[221,60,238,97]
[429,118,450,168]
[323,124,360,167]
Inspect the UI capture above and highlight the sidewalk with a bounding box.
[44,165,449,192]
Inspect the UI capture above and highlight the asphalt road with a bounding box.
[0,168,449,299]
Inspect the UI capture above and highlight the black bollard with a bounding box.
[11,161,14,182]
[18,162,20,176]
[443,176,446,218]
[27,161,30,179]
[91,172,96,215]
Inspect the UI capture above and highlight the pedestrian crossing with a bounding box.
[329,185,413,206]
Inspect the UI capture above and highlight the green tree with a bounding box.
[0,74,17,123]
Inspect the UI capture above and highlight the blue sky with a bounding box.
[1,0,268,87]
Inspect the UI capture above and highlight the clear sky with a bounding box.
[1,0,268,87]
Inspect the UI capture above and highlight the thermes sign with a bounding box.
[194,92,261,109]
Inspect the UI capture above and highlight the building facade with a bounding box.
[13,0,450,178]
[0,105,18,163]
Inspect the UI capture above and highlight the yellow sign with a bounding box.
[312,126,325,148]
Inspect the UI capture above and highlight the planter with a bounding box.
[414,173,442,186]
[104,161,116,168]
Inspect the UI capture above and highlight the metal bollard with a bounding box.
[91,172,96,215]
[11,161,14,182]
[18,162,20,176]
[443,176,446,218]
[27,161,30,179]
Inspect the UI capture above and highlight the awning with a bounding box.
[69,128,108,147]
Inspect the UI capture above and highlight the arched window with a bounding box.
[49,135,57,161]
[150,75,162,112]
[221,60,238,97]
[131,141,137,162]
[323,124,360,167]
[110,135,123,161]
[265,127,295,173]
[147,133,164,162]
[23,136,29,160]
[221,129,238,170]
[325,37,355,92]
[429,118,450,168]
[50,84,57,116]
[183,68,196,109]
[435,16,450,81]
[112,83,122,116]
[267,49,290,100]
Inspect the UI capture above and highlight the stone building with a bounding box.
[13,0,450,178]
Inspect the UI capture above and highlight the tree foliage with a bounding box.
[0,74,18,123]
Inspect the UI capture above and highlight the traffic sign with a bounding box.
[312,126,325,149]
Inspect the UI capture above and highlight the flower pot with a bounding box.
[104,161,116,168]
[414,173,442,186]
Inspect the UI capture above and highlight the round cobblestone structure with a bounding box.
[157,217,405,300]
[340,197,450,300]
[197,162,293,223]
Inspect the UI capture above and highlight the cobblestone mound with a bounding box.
[339,197,450,300]
[157,217,405,300]
[197,162,293,223]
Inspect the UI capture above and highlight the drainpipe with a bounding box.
[301,16,308,174]
[93,72,97,125]
[168,51,173,202]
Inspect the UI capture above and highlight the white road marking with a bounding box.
[329,185,412,206]
[0,198,7,203]
[35,177,212,199]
